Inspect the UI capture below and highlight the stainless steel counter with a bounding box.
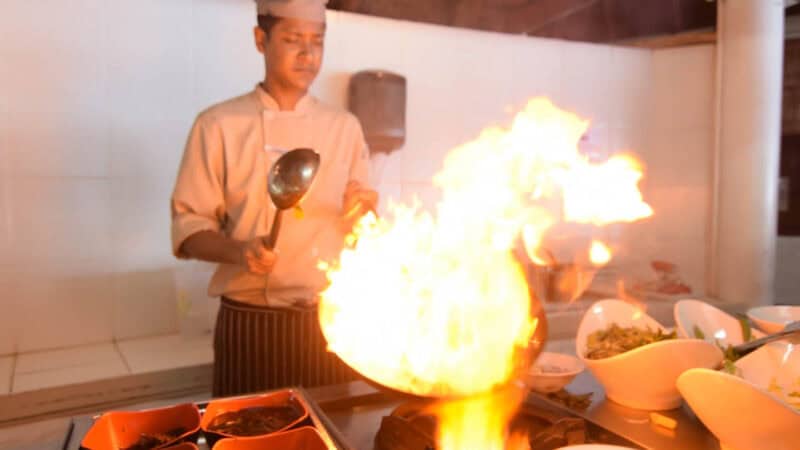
[60,376,720,450]
[307,376,721,450]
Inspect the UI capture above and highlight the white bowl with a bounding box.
[576,299,723,410]
[677,341,800,450]
[524,351,585,393]
[674,299,764,346]
[747,305,800,334]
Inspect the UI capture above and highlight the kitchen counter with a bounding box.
[55,374,720,450]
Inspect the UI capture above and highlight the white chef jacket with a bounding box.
[171,84,371,307]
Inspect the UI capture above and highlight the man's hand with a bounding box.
[343,180,379,220]
[239,236,277,275]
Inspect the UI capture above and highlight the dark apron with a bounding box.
[212,296,357,398]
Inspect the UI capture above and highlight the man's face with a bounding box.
[255,17,325,93]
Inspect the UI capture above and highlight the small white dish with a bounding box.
[674,299,764,346]
[576,299,722,410]
[677,341,800,450]
[747,305,800,335]
[524,351,585,393]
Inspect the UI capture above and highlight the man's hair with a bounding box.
[257,14,282,37]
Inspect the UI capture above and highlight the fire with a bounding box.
[319,98,652,449]
[589,240,612,266]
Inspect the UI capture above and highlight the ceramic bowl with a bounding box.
[201,390,309,448]
[747,305,800,334]
[674,299,764,346]
[81,403,201,450]
[524,351,585,393]
[677,341,800,450]
[214,427,328,450]
[576,299,722,410]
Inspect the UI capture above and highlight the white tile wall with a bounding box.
[117,334,212,374]
[15,273,115,352]
[7,178,113,275]
[191,0,264,113]
[14,343,119,374]
[0,356,13,394]
[0,2,715,353]
[13,359,128,393]
[12,343,128,393]
[2,0,111,178]
[113,270,178,340]
[651,45,715,132]
[557,42,613,125]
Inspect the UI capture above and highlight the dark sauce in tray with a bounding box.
[121,427,187,450]
[207,405,303,436]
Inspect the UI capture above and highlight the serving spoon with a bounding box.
[265,148,321,249]
[732,320,800,357]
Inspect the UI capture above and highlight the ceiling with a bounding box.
[328,0,800,46]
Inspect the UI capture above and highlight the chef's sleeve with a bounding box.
[170,114,226,258]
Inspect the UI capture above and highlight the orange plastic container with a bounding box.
[81,403,201,450]
[201,390,309,448]
[213,426,328,450]
[169,444,199,450]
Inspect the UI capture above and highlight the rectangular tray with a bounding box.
[63,387,349,450]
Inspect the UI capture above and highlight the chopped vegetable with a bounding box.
[735,314,753,342]
[585,324,676,359]
[692,325,705,339]
[649,412,677,430]
[293,205,305,219]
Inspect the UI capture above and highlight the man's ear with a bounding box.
[254,26,267,54]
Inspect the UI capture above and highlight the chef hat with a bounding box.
[255,0,329,23]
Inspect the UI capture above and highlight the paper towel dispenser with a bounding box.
[347,70,406,154]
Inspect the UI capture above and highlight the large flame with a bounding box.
[319,98,652,449]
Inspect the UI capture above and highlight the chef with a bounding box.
[171,0,378,397]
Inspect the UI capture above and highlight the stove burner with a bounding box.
[374,401,592,450]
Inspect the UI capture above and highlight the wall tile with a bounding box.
[13,359,128,393]
[0,267,21,355]
[15,273,115,352]
[117,334,212,374]
[647,129,713,189]
[191,0,264,114]
[2,0,110,177]
[15,343,120,374]
[109,177,176,273]
[7,178,112,275]
[651,45,715,131]
[107,0,195,180]
[0,356,12,394]
[646,186,709,242]
[113,270,178,340]
[509,36,563,107]
[557,41,612,124]
[609,47,652,129]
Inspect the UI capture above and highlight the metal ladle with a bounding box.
[732,320,800,357]
[265,148,321,249]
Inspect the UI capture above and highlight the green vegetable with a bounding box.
[722,359,738,375]
[693,325,705,339]
[585,324,676,359]
[736,315,752,342]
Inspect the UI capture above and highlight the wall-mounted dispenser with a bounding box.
[347,70,406,154]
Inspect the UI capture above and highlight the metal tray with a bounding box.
[63,387,349,450]
[312,385,642,450]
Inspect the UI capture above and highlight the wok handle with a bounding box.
[265,210,283,250]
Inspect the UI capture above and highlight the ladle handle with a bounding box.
[265,210,283,250]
